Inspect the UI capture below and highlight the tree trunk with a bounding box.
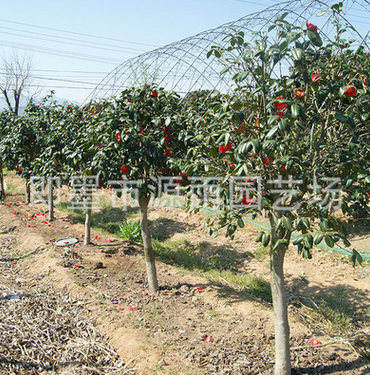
[269,213,291,375]
[84,201,92,245]
[48,180,54,221]
[139,193,159,293]
[0,160,5,200]
[25,178,31,204]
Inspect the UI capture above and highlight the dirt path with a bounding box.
[1,182,370,374]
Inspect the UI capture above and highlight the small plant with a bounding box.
[119,220,142,243]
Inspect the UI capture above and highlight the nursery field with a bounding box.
[1,173,370,374]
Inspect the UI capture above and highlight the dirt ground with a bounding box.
[1,174,370,374]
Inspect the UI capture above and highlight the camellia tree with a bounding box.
[178,5,369,374]
[81,86,188,292]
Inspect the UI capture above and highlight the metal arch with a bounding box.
[85,0,370,103]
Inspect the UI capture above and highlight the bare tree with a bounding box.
[0,52,36,115]
[0,52,37,200]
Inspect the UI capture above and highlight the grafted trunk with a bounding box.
[139,193,159,293]
[269,213,291,375]
[0,161,5,200]
[48,181,54,221]
[25,178,31,204]
[84,190,92,245]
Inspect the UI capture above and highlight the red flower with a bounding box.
[311,74,321,83]
[363,77,368,87]
[27,223,31,227]
[281,166,287,172]
[274,96,287,110]
[140,127,144,133]
[242,195,252,206]
[92,110,96,114]
[264,156,274,165]
[164,148,171,157]
[229,162,235,167]
[277,112,284,119]
[338,74,343,79]
[98,145,103,150]
[218,142,233,153]
[68,104,71,108]
[42,220,47,224]
[344,85,357,97]
[120,165,129,173]
[251,154,257,158]
[306,21,317,33]
[294,89,304,98]
[16,166,22,172]
[91,235,100,241]
[119,252,123,257]
[180,172,187,178]
[367,191,370,199]
[310,339,321,346]
[151,90,158,98]
[115,131,121,141]
[204,336,214,342]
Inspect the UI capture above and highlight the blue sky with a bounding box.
[0,0,368,104]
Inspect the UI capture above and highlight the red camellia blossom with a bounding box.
[164,148,171,157]
[218,142,233,153]
[363,77,368,87]
[274,96,287,110]
[294,89,304,98]
[277,112,284,119]
[306,21,317,33]
[281,166,287,172]
[367,191,370,199]
[16,166,22,172]
[311,74,321,82]
[98,145,103,150]
[242,195,252,206]
[120,165,129,173]
[151,90,158,98]
[344,85,357,97]
[115,131,121,141]
[264,156,274,165]
[229,162,235,167]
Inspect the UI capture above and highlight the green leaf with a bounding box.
[237,217,245,228]
[320,219,328,232]
[313,231,324,245]
[272,239,289,251]
[351,249,363,267]
[291,104,300,118]
[256,231,264,242]
[291,48,303,61]
[293,235,304,245]
[334,113,348,123]
[325,233,334,248]
[266,125,279,139]
[282,216,292,230]
[262,233,270,247]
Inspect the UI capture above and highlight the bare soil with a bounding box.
[1,174,370,374]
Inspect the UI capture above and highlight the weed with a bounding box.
[119,220,142,243]
[255,245,269,259]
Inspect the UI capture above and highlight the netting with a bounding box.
[86,0,370,102]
